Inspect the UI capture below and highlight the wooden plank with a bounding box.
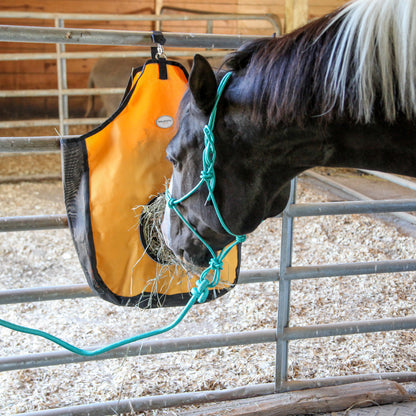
[0,60,57,74]
[0,75,55,90]
[309,0,349,17]
[0,18,153,32]
[0,0,349,94]
[181,380,410,416]
[162,0,238,7]
[160,21,239,35]
[0,0,154,15]
[285,0,308,32]
[236,0,283,35]
[0,96,86,116]
[0,73,90,90]
[311,0,348,6]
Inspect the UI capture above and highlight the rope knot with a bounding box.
[191,277,210,303]
[200,169,214,182]
[166,195,176,209]
[209,257,223,271]
[203,126,216,164]
[203,125,215,144]
[236,235,247,244]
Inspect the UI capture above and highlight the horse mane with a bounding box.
[225,0,416,126]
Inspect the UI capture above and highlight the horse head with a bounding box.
[162,0,416,267]
[161,54,292,267]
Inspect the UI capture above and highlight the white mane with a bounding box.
[325,0,416,122]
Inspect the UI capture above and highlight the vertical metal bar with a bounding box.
[55,18,69,135]
[275,178,297,391]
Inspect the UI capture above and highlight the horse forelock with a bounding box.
[225,0,416,126]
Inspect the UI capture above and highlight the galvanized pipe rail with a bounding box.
[2,313,416,374]
[12,372,416,416]
[359,169,416,192]
[275,178,416,391]
[0,25,256,134]
[16,383,276,416]
[0,25,258,50]
[0,10,281,32]
[2,143,416,412]
[0,284,94,305]
[0,10,280,133]
[305,170,416,224]
[1,22,416,413]
[6,198,416,232]
[0,269,277,306]
[0,136,62,152]
[0,50,226,61]
[0,329,277,372]
[0,214,68,231]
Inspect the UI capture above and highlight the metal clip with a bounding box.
[156,43,167,60]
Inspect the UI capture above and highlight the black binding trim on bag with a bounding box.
[109,59,189,131]
[136,247,241,308]
[61,61,240,308]
[61,130,240,307]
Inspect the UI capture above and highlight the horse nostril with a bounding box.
[183,249,211,268]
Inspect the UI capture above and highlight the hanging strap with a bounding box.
[151,31,168,80]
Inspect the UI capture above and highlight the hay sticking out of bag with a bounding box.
[135,192,233,307]
[136,193,203,276]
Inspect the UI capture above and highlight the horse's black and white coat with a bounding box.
[162,0,416,266]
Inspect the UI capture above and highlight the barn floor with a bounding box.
[1,150,416,414]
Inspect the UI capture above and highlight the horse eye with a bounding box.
[166,155,181,170]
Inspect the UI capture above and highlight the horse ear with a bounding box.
[189,54,217,115]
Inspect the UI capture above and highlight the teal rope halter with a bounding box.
[166,71,246,303]
[0,71,245,356]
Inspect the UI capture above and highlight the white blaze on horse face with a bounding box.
[161,177,173,249]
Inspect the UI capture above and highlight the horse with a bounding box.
[161,0,416,268]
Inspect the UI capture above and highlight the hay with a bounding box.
[134,193,207,307]
[136,192,204,276]
[138,194,177,266]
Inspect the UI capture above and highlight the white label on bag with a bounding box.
[156,115,174,129]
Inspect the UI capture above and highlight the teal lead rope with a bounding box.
[0,71,245,357]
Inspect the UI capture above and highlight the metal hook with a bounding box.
[156,43,167,60]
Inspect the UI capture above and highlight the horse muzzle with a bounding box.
[161,204,212,267]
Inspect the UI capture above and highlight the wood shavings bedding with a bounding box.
[0,178,415,414]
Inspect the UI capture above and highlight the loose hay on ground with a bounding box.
[0,176,416,414]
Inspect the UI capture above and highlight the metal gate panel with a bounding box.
[0,23,416,415]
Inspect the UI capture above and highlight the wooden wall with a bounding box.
[0,0,349,120]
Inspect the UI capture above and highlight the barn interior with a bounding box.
[2,1,416,415]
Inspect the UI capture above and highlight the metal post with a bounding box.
[55,18,69,135]
[275,178,297,391]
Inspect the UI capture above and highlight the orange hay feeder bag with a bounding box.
[61,59,241,308]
